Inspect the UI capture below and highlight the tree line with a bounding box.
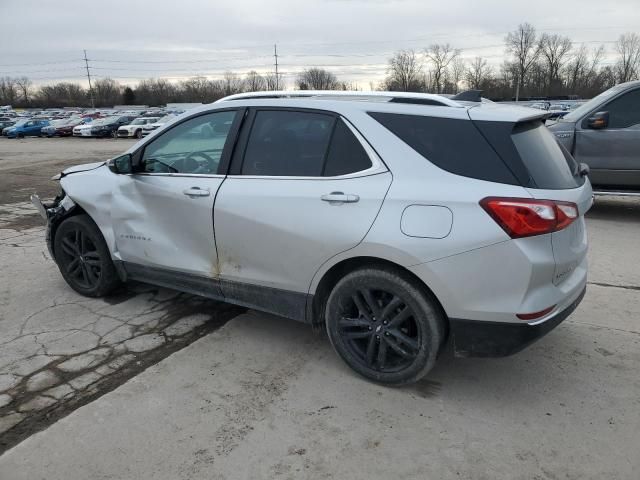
[1,24,639,108]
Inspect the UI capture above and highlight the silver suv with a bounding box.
[32,91,591,385]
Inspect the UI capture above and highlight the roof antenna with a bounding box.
[451,90,483,102]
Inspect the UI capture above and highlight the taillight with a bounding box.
[480,197,578,238]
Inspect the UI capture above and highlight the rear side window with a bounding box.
[323,120,372,176]
[242,110,334,176]
[241,111,373,177]
[369,112,518,185]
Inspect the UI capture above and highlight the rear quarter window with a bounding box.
[475,120,584,189]
[368,112,519,185]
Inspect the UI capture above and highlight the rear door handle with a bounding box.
[321,192,360,204]
[183,187,210,197]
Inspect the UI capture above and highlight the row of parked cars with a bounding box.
[0,109,179,139]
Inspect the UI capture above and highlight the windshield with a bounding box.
[563,84,627,122]
[129,118,146,125]
[13,120,28,127]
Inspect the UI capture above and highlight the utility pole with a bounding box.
[274,44,279,90]
[83,49,95,108]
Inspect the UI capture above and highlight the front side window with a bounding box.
[600,88,640,129]
[140,110,236,175]
[241,110,373,177]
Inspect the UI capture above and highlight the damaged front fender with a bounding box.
[31,192,78,260]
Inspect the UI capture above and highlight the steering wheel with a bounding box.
[183,151,215,173]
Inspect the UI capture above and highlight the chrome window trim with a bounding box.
[128,173,226,179]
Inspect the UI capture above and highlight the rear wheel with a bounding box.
[53,215,121,297]
[325,268,444,385]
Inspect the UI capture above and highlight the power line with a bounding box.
[84,50,95,108]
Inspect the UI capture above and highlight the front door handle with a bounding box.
[183,187,210,197]
[321,192,360,204]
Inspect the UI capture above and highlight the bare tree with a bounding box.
[244,71,266,92]
[425,44,460,93]
[92,78,121,107]
[465,57,493,90]
[449,57,466,93]
[222,71,244,95]
[0,77,19,105]
[296,68,339,90]
[264,73,279,90]
[505,23,541,100]
[565,44,604,95]
[386,50,423,91]
[539,33,572,94]
[15,76,33,105]
[615,32,640,83]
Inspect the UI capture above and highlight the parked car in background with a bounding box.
[93,115,138,138]
[141,114,176,137]
[32,90,591,385]
[0,117,16,131]
[2,119,50,138]
[117,117,160,138]
[548,80,640,190]
[42,117,90,137]
[74,115,137,137]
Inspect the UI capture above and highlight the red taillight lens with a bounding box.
[480,197,578,238]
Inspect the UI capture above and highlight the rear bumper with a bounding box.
[450,286,586,357]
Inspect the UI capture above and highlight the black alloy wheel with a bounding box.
[338,288,421,373]
[58,228,102,290]
[325,268,444,385]
[54,215,121,297]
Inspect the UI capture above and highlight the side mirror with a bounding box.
[579,162,590,177]
[107,154,132,174]
[587,111,609,129]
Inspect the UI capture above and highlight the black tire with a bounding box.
[53,214,121,297]
[135,129,142,139]
[17,133,24,139]
[325,267,444,385]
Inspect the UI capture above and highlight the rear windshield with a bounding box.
[511,122,583,189]
[369,112,583,189]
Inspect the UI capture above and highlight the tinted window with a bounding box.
[369,112,518,185]
[242,110,334,176]
[601,88,640,129]
[511,122,583,189]
[141,110,236,174]
[323,120,372,176]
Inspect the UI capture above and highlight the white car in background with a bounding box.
[141,114,176,137]
[117,117,160,139]
[73,123,94,137]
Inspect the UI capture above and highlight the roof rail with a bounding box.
[215,90,463,107]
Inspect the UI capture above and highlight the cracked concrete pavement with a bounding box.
[1,139,639,478]
[0,139,243,450]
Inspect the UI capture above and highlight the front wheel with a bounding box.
[53,214,121,297]
[325,268,444,385]
[135,129,142,139]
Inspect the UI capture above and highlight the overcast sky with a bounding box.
[1,0,639,87]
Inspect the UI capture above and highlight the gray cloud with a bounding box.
[1,0,638,85]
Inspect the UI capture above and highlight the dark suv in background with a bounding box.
[548,80,640,191]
